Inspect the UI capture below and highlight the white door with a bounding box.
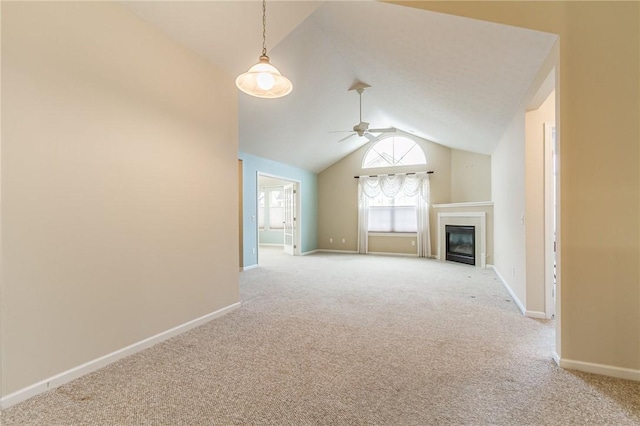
[283,183,296,255]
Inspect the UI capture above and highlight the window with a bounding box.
[362,136,426,169]
[358,173,431,257]
[268,189,284,229]
[258,187,284,230]
[258,191,266,229]
[368,192,417,233]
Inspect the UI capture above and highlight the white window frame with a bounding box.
[362,135,427,169]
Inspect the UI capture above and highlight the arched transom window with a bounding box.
[362,136,426,169]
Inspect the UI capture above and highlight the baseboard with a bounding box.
[488,265,526,315]
[315,249,358,254]
[525,310,546,319]
[259,243,283,247]
[368,251,418,257]
[242,264,258,271]
[0,302,241,409]
[559,358,640,382]
[552,352,560,366]
[301,249,318,256]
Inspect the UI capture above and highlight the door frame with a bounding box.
[544,122,556,319]
[282,182,296,255]
[256,172,302,262]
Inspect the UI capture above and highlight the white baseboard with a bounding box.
[315,249,358,254]
[301,249,318,256]
[489,265,526,315]
[525,310,546,319]
[0,302,241,409]
[559,358,640,382]
[317,250,424,257]
[259,243,283,247]
[368,251,418,257]
[242,264,258,271]
[552,352,560,366]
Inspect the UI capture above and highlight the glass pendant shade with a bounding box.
[236,55,293,99]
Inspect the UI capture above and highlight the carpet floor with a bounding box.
[2,247,639,425]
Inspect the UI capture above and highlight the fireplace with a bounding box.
[437,211,487,268]
[445,225,475,265]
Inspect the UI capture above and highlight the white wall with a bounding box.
[491,113,527,310]
[1,2,239,398]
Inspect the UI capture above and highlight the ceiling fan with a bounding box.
[332,82,395,143]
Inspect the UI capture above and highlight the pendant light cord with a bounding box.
[262,0,268,57]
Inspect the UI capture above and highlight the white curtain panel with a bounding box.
[357,181,369,254]
[358,173,431,257]
[416,175,431,258]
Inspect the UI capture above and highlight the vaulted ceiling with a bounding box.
[124,1,557,173]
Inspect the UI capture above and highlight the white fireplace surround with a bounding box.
[437,212,487,268]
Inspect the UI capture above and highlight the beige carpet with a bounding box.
[2,247,639,425]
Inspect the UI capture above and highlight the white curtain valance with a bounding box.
[359,173,427,199]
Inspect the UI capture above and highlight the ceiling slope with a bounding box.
[124,1,557,173]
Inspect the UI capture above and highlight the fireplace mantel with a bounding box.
[437,212,487,268]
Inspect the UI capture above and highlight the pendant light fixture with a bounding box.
[236,0,293,98]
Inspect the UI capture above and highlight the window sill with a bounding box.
[368,232,417,237]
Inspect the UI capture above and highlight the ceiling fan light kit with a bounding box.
[236,0,292,99]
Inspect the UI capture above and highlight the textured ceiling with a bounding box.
[124,1,557,173]
[123,1,323,78]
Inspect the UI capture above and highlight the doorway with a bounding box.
[256,172,301,264]
[524,68,559,360]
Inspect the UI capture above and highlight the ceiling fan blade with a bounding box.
[328,130,354,134]
[364,133,379,142]
[367,127,396,133]
[337,133,357,143]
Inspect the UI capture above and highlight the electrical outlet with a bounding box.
[512,267,516,277]
[342,238,346,243]
[329,238,333,243]
[411,240,416,246]
[252,248,256,254]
